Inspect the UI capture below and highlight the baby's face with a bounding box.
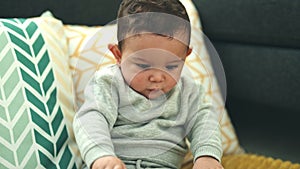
[118,34,191,99]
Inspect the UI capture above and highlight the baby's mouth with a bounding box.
[146,88,165,99]
[148,88,162,92]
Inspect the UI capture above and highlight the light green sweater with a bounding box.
[73,65,222,168]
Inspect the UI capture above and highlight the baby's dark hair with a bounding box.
[117,0,191,50]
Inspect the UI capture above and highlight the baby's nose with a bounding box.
[149,70,166,82]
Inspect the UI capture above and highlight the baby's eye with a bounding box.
[165,65,178,70]
[136,63,151,69]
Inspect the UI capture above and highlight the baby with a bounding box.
[73,0,224,169]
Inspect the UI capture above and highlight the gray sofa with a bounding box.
[1,0,299,164]
[194,0,300,163]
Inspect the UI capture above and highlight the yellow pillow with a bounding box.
[179,0,201,28]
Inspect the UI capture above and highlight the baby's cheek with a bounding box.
[129,74,147,88]
[164,78,178,92]
[170,79,178,88]
[167,72,180,83]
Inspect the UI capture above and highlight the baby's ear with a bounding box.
[108,44,122,64]
[186,47,193,58]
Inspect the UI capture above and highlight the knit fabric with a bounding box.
[222,154,300,169]
[73,65,222,168]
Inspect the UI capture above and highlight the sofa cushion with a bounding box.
[0,13,81,168]
[0,0,122,26]
[193,0,300,162]
[193,0,300,48]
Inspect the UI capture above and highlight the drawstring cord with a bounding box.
[136,159,143,169]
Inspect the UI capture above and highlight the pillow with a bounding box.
[0,12,82,168]
[179,0,201,29]
[65,0,243,158]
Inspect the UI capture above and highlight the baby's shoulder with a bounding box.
[94,65,121,78]
[93,65,123,84]
[180,73,206,96]
[180,73,199,88]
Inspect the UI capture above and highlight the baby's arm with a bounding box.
[193,156,223,169]
[73,75,120,168]
[186,83,223,169]
[92,156,126,169]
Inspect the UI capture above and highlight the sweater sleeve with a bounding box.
[186,83,223,162]
[73,73,119,168]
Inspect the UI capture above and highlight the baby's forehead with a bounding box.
[122,33,189,49]
[123,32,190,46]
[126,48,185,64]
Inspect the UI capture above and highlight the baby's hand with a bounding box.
[193,156,224,169]
[91,156,127,169]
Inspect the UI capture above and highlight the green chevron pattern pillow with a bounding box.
[0,14,82,169]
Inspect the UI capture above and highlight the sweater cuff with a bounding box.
[193,145,223,162]
[84,145,115,168]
